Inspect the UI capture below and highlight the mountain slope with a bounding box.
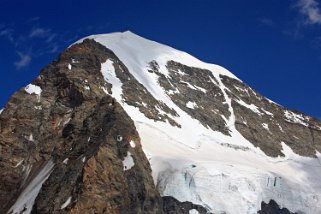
[78,32,321,213]
[1,31,321,214]
[0,39,165,214]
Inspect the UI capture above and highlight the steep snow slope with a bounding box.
[77,31,321,213]
[8,160,54,214]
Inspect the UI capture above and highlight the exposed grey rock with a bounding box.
[150,58,321,157]
[221,74,321,157]
[153,60,231,135]
[109,58,180,128]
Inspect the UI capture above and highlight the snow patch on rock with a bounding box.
[236,99,262,115]
[181,81,206,93]
[25,84,42,96]
[13,159,24,168]
[186,101,197,109]
[284,110,308,126]
[101,59,123,101]
[60,196,72,209]
[189,209,199,214]
[63,158,69,165]
[63,118,71,126]
[8,159,54,214]
[28,134,34,142]
[261,108,273,117]
[34,105,42,110]
[71,58,79,63]
[262,123,269,131]
[130,140,136,148]
[123,152,135,171]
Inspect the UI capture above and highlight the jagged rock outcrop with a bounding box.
[0,39,202,214]
[147,58,321,157]
[150,60,321,157]
[221,75,321,157]
[162,196,208,214]
[258,200,295,214]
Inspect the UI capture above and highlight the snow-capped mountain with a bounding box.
[1,31,321,214]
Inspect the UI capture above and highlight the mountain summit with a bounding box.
[1,31,321,214]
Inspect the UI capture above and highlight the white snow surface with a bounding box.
[189,209,199,214]
[82,157,86,163]
[236,99,262,115]
[75,31,321,213]
[76,31,238,81]
[0,108,3,115]
[181,81,207,93]
[24,84,42,96]
[261,108,274,117]
[63,158,69,165]
[13,159,24,168]
[262,123,269,131]
[101,59,123,100]
[8,159,54,214]
[60,196,72,209]
[27,134,34,142]
[284,110,309,126]
[186,101,197,109]
[123,151,135,171]
[130,140,136,148]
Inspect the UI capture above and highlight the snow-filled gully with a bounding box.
[8,159,55,214]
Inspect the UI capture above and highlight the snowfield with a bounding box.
[75,31,321,214]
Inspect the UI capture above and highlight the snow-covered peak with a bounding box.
[76,31,238,80]
[73,32,321,213]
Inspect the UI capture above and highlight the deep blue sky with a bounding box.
[1,0,321,118]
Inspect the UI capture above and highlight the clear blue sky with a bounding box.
[1,0,321,118]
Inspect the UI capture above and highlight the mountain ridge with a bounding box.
[0,32,321,214]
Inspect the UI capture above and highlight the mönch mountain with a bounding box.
[1,31,321,214]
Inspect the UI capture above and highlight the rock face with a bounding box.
[221,76,321,157]
[1,31,321,214]
[162,196,208,214]
[258,200,295,214]
[0,40,174,214]
[151,60,321,157]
